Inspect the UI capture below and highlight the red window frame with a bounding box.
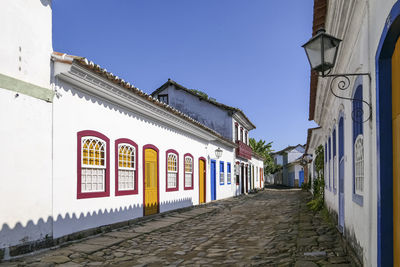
[166,149,179,192]
[77,130,110,199]
[115,138,139,196]
[183,153,194,190]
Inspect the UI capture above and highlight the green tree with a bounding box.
[308,144,325,211]
[249,138,281,175]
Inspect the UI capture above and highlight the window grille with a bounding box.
[354,135,364,194]
[167,153,178,189]
[220,162,224,184]
[227,163,231,184]
[81,137,106,193]
[118,144,135,191]
[184,156,193,188]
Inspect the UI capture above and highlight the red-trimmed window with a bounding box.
[245,131,248,145]
[115,139,138,196]
[184,153,194,190]
[166,149,179,191]
[240,127,243,142]
[77,130,110,199]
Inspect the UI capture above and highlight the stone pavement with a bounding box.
[1,189,359,266]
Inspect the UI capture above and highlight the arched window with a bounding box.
[354,135,364,194]
[184,154,194,190]
[166,150,179,191]
[115,139,138,196]
[353,85,364,203]
[77,130,110,199]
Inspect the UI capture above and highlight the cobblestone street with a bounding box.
[2,189,358,267]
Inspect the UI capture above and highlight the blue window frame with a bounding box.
[352,85,364,206]
[219,161,224,185]
[227,162,231,184]
[333,128,337,193]
[325,142,327,188]
[328,136,331,190]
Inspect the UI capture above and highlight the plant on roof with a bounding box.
[189,89,208,100]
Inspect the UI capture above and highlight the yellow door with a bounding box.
[392,37,400,265]
[199,159,206,204]
[144,148,158,216]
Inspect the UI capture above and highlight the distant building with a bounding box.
[272,145,305,187]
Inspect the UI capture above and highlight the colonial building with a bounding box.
[305,0,400,265]
[151,80,264,195]
[272,145,305,187]
[0,1,264,260]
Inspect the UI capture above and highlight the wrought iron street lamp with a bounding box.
[215,147,223,159]
[302,29,342,75]
[302,28,372,123]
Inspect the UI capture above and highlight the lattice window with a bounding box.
[167,153,178,189]
[354,135,364,194]
[227,163,231,184]
[184,156,193,188]
[118,144,135,191]
[81,137,106,193]
[220,162,225,184]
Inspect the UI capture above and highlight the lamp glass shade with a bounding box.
[302,30,341,73]
[215,148,223,159]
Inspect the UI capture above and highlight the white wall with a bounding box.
[0,0,52,88]
[0,0,53,251]
[52,75,237,238]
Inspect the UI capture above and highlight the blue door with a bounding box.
[299,170,304,187]
[211,160,216,201]
[338,117,345,232]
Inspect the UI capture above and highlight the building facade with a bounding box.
[305,0,400,265]
[272,145,305,187]
[0,1,264,260]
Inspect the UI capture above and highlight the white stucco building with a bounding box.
[305,0,400,265]
[0,1,264,260]
[272,145,305,187]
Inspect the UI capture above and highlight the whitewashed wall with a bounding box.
[0,0,53,251]
[51,70,237,238]
[311,0,400,264]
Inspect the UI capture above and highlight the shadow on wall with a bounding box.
[40,0,51,7]
[0,197,193,260]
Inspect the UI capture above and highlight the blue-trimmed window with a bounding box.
[328,136,331,190]
[227,162,231,184]
[353,85,364,206]
[333,128,337,193]
[325,142,328,188]
[219,161,225,185]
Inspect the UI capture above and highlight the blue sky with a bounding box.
[53,0,317,151]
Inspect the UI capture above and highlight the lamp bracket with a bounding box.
[319,72,372,123]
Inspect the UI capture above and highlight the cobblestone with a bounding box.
[1,189,357,266]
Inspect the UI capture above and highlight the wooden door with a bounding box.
[211,160,216,200]
[199,159,206,204]
[144,148,158,216]
[392,37,400,265]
